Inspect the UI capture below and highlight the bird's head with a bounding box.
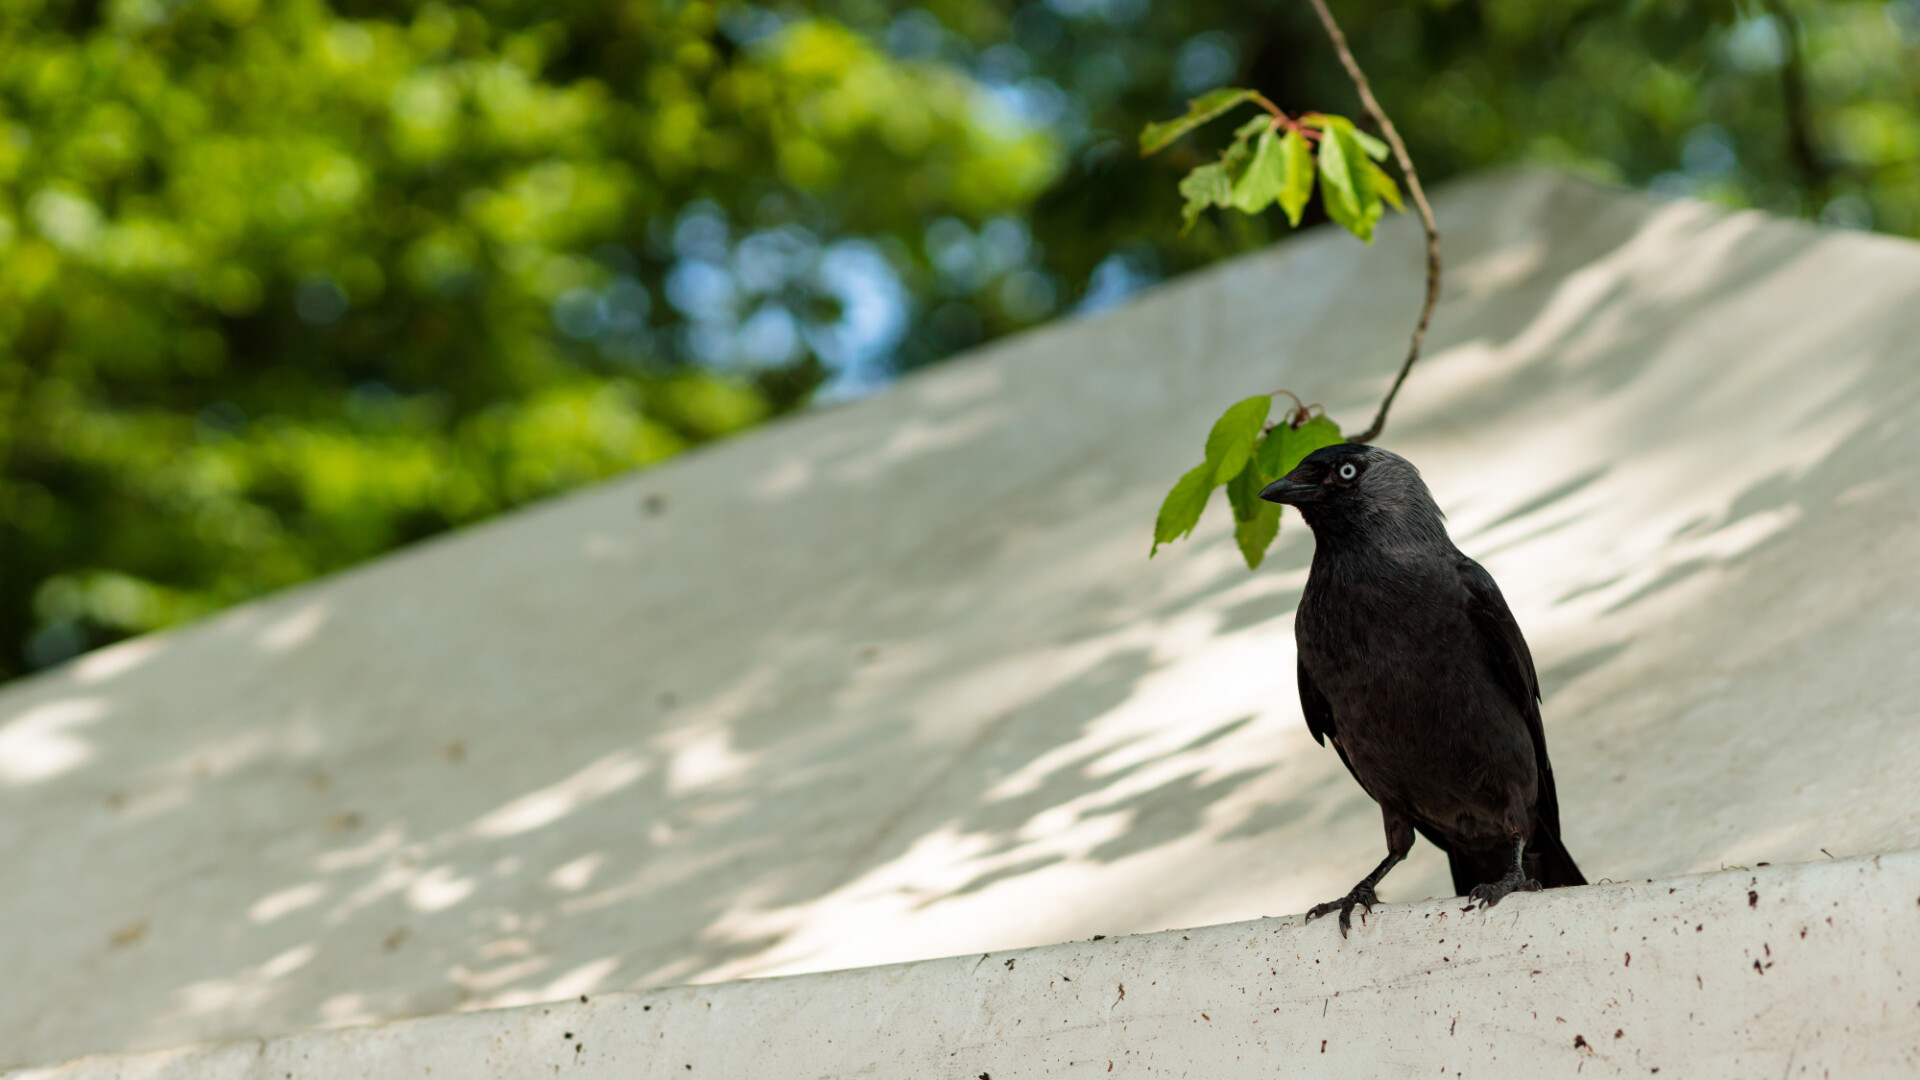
[1258,443,1446,545]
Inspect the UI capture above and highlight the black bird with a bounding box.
[1259,443,1585,935]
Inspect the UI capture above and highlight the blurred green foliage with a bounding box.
[2,0,1915,678]
[0,0,1061,676]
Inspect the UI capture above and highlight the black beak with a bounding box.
[1259,477,1316,505]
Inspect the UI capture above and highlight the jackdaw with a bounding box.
[1260,443,1585,935]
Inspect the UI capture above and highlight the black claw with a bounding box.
[1305,884,1380,937]
[1467,871,1542,911]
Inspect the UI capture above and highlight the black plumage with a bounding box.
[1260,443,1585,935]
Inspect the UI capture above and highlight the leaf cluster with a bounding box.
[1141,90,1402,241]
[1151,399,1343,570]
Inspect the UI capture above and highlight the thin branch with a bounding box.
[1302,0,1442,445]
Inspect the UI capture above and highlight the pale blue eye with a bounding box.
[1339,463,1358,480]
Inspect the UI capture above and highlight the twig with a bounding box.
[1302,0,1442,445]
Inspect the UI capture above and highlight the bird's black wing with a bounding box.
[1297,655,1365,787]
[1304,649,1476,884]
[1297,653,1337,747]
[1456,556,1562,833]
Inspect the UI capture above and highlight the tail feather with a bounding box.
[1528,826,1586,888]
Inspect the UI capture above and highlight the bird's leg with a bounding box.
[1306,815,1413,938]
[1306,851,1400,937]
[1467,835,1543,910]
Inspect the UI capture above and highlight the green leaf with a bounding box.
[1203,395,1271,485]
[1314,117,1360,221]
[1225,456,1264,522]
[1317,121,1384,243]
[1254,422,1292,479]
[1255,413,1349,481]
[1277,414,1347,474]
[1226,454,1283,569]
[1152,462,1216,555]
[1140,88,1257,155]
[1220,115,1267,184]
[1351,128,1390,161]
[1277,128,1314,226]
[1150,395,1284,558]
[1234,501,1282,569]
[1230,114,1271,147]
[1334,196,1385,243]
[1365,158,1405,212]
[1178,162,1232,232]
[1230,129,1287,214]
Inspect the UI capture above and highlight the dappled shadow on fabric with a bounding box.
[7,175,1920,1066]
[0,356,1351,1063]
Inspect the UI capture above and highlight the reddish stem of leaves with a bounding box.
[1261,393,1323,434]
[1249,92,1321,141]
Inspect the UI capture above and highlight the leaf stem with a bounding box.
[1249,92,1320,140]
[1300,0,1442,445]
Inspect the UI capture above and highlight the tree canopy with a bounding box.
[2,0,1914,680]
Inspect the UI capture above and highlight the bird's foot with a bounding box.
[1305,883,1380,938]
[1467,869,1542,911]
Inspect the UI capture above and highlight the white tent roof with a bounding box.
[5,170,1919,1066]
